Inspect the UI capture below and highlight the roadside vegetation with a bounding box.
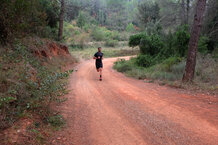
[63,16,138,59]
[0,1,75,144]
[113,1,218,94]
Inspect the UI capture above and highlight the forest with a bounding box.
[0,0,218,144]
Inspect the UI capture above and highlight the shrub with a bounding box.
[126,23,135,32]
[174,25,190,57]
[136,54,153,67]
[113,59,132,72]
[139,34,164,56]
[91,27,106,41]
[77,11,87,28]
[128,33,146,47]
[83,24,90,33]
[198,36,209,54]
[111,31,121,41]
[0,42,73,129]
[162,30,176,58]
[159,57,182,71]
[105,39,118,47]
[171,61,186,74]
[74,33,90,48]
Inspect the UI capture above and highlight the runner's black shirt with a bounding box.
[94,52,104,64]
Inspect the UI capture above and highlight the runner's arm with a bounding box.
[93,53,97,59]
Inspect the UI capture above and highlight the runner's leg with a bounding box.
[99,68,102,80]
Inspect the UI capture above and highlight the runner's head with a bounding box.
[98,47,102,52]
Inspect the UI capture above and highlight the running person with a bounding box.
[93,47,104,81]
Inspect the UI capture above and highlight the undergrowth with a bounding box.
[114,54,218,92]
[0,42,73,130]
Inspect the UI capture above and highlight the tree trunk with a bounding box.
[181,0,186,25]
[58,0,65,41]
[182,0,207,82]
[186,0,190,24]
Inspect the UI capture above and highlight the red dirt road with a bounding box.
[51,57,218,145]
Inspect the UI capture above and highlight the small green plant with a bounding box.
[126,23,135,32]
[47,115,65,130]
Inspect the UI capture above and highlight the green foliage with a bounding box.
[113,59,133,73]
[126,23,135,32]
[91,27,107,41]
[0,42,73,129]
[91,26,121,42]
[174,25,190,57]
[47,115,65,129]
[0,0,60,43]
[159,57,182,71]
[138,2,160,27]
[77,11,87,28]
[128,25,190,60]
[198,36,209,54]
[161,30,175,58]
[139,34,164,56]
[128,33,146,47]
[114,56,185,81]
[136,54,153,67]
[111,31,121,41]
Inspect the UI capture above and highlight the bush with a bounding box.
[77,11,87,28]
[74,33,90,48]
[126,23,135,32]
[136,54,153,67]
[0,42,73,129]
[139,34,164,56]
[198,36,209,54]
[111,31,121,41]
[91,27,107,41]
[105,39,118,47]
[113,59,132,72]
[91,26,121,42]
[174,25,190,57]
[161,30,176,58]
[159,57,182,71]
[128,33,146,47]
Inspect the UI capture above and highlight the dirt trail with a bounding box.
[51,57,218,145]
